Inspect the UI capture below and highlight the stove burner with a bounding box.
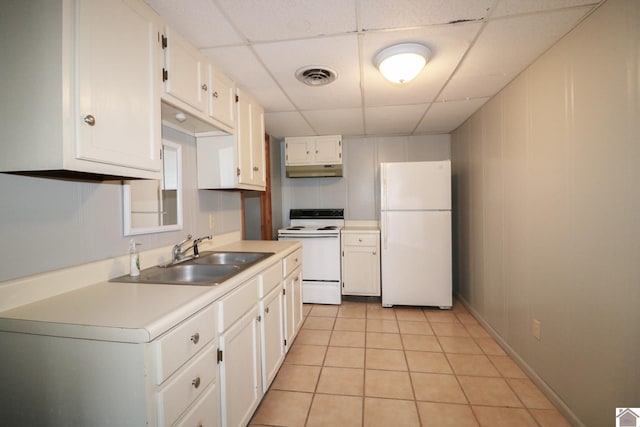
[287,226,305,230]
[317,226,338,230]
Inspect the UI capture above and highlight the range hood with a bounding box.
[286,164,343,178]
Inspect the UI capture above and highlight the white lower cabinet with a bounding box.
[283,249,304,352]
[0,302,218,427]
[284,267,303,351]
[260,285,285,391]
[341,230,381,296]
[218,306,262,427]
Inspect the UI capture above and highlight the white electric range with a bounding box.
[277,209,344,305]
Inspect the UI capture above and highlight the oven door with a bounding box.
[278,234,341,282]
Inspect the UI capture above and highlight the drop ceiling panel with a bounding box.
[302,108,365,136]
[365,104,428,135]
[254,35,361,110]
[416,98,490,133]
[361,23,482,107]
[358,0,492,30]
[144,0,242,48]
[216,0,357,42]
[264,112,315,138]
[439,7,591,100]
[492,0,600,17]
[201,46,295,112]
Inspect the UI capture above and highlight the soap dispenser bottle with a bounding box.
[129,240,141,277]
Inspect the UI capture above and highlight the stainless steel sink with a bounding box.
[110,251,274,286]
[193,251,273,266]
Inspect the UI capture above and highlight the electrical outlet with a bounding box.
[209,214,215,230]
[532,319,541,340]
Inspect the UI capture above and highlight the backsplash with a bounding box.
[0,126,241,282]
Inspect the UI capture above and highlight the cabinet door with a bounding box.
[314,136,342,164]
[236,89,252,187]
[261,286,284,392]
[250,100,266,188]
[75,0,161,172]
[236,89,265,189]
[285,138,314,165]
[343,246,380,296]
[208,66,235,128]
[163,27,208,113]
[219,307,262,427]
[284,266,303,352]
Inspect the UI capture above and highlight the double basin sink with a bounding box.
[110,251,274,286]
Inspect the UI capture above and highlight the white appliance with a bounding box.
[380,161,452,309]
[277,209,344,305]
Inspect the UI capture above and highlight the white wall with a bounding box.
[0,126,242,282]
[451,0,640,425]
[280,134,450,223]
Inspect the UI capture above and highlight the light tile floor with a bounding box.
[250,299,571,427]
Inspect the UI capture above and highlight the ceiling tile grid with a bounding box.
[145,0,603,137]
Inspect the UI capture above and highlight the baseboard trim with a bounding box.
[456,294,585,427]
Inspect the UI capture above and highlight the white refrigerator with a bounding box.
[380,160,452,309]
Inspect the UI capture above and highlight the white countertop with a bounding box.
[342,226,380,233]
[0,240,300,344]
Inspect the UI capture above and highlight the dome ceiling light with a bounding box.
[374,43,431,84]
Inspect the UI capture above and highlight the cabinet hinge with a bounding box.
[161,34,168,49]
[235,94,239,103]
[283,288,286,296]
[342,251,344,256]
[236,167,241,177]
[284,339,287,346]
[217,349,223,364]
[162,68,168,82]
[342,282,345,288]
[160,149,163,160]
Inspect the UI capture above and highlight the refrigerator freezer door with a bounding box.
[381,161,451,211]
[381,210,452,308]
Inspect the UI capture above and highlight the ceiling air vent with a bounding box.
[295,66,338,86]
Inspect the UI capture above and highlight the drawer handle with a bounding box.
[192,376,201,389]
[190,332,200,344]
[201,83,208,91]
[212,91,219,98]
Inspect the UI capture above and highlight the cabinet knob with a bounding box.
[373,251,377,255]
[358,238,363,242]
[201,83,208,91]
[257,315,262,322]
[265,307,270,314]
[212,91,219,98]
[253,166,259,171]
[192,376,201,389]
[83,115,96,126]
[190,332,200,344]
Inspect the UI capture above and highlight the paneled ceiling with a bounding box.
[145,0,602,138]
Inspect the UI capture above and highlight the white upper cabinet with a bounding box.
[160,27,235,134]
[0,0,162,179]
[197,88,266,191]
[208,65,236,129]
[162,27,208,114]
[285,135,342,165]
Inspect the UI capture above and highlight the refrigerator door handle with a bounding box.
[382,212,387,250]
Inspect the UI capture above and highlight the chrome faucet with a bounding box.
[170,234,213,264]
[191,235,213,257]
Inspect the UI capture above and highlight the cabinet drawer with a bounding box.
[218,276,259,332]
[260,261,282,298]
[343,233,379,247]
[156,343,217,427]
[152,303,217,385]
[283,249,302,277]
[173,380,219,427]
